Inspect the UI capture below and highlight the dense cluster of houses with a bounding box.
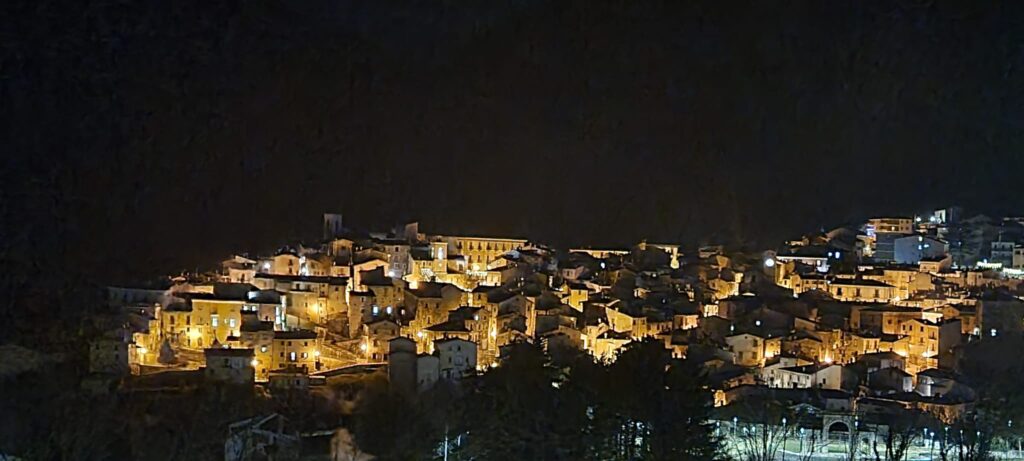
[94,208,1024,453]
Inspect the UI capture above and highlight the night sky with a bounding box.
[5,1,1024,283]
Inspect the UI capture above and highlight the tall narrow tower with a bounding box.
[323,213,344,240]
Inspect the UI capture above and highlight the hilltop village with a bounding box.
[91,209,1024,460]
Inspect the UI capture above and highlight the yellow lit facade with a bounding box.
[364,319,400,362]
[270,330,320,373]
[725,333,765,367]
[253,274,348,326]
[271,253,301,275]
[449,236,527,270]
[158,297,246,349]
[591,331,630,361]
[237,322,274,381]
[840,332,881,362]
[851,306,922,335]
[867,217,914,234]
[566,284,589,311]
[192,299,244,344]
[828,280,896,303]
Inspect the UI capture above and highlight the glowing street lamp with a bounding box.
[781,417,788,461]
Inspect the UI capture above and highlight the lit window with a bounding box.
[260,345,267,353]
[289,351,297,361]
[372,305,379,315]
[211,315,219,327]
[228,318,236,328]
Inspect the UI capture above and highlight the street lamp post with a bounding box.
[943,425,949,458]
[781,417,788,461]
[1008,419,1015,458]
[852,418,860,458]
[959,429,965,460]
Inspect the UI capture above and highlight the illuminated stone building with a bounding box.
[827,279,896,303]
[373,239,411,277]
[405,282,464,349]
[436,338,477,379]
[859,267,937,300]
[252,273,348,326]
[363,319,400,362]
[444,236,527,271]
[725,332,768,367]
[897,318,961,371]
[270,330,320,373]
[159,292,251,349]
[238,319,274,381]
[850,305,922,335]
[421,319,472,354]
[346,290,375,338]
[360,272,405,315]
[560,281,588,311]
[431,305,498,367]
[222,255,257,283]
[941,304,978,335]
